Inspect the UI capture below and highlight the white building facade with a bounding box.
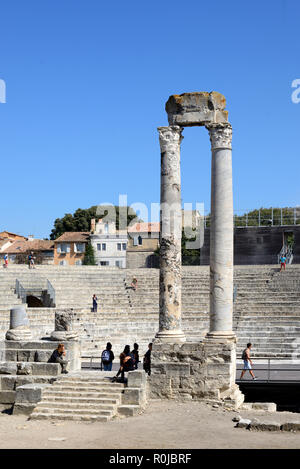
[90,220,127,268]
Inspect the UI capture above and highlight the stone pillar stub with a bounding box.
[6,306,32,341]
[206,122,235,341]
[50,310,79,341]
[155,125,185,343]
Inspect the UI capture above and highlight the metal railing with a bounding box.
[237,358,300,383]
[277,245,294,265]
[15,279,27,304]
[47,280,56,306]
[204,207,300,228]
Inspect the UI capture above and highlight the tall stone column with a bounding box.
[155,125,185,343]
[206,123,235,340]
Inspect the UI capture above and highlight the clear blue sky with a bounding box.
[0,0,299,238]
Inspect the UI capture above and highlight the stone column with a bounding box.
[5,305,32,341]
[206,123,235,340]
[155,125,185,343]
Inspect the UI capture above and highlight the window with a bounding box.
[133,237,138,246]
[138,236,143,245]
[74,243,85,253]
[117,243,121,251]
[104,223,109,234]
[75,260,82,265]
[102,243,106,251]
[58,243,70,253]
[59,260,68,266]
[97,244,101,251]
[115,260,122,267]
[100,261,109,266]
[122,243,126,250]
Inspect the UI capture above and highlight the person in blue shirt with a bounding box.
[280,255,286,271]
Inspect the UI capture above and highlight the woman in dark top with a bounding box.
[92,294,98,312]
[112,345,134,382]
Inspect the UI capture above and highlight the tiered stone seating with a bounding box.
[0,265,299,359]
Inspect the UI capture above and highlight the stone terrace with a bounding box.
[0,265,299,358]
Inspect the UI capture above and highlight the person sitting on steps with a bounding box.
[49,343,69,374]
[112,345,134,383]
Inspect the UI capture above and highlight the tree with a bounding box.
[83,242,96,265]
[50,205,139,240]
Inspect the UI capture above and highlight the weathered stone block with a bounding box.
[17,351,32,362]
[251,421,281,432]
[17,363,32,375]
[13,403,36,416]
[207,363,231,376]
[0,363,17,374]
[281,422,300,431]
[122,388,142,406]
[0,390,16,404]
[164,363,190,376]
[4,350,17,361]
[166,92,228,127]
[148,375,172,399]
[15,383,49,404]
[127,370,146,388]
[252,402,277,412]
[34,350,51,362]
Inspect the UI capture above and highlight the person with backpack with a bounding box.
[131,343,139,369]
[240,343,257,380]
[112,345,134,382]
[143,342,152,376]
[101,342,114,371]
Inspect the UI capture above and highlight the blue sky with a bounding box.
[0,0,299,238]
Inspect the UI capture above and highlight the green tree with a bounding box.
[50,205,139,240]
[83,242,96,265]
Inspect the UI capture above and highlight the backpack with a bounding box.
[101,350,110,363]
[242,349,248,360]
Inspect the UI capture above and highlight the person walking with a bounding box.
[280,254,286,272]
[101,342,114,371]
[131,343,139,369]
[49,343,69,374]
[143,343,152,376]
[3,254,8,268]
[112,345,134,383]
[28,252,35,269]
[92,294,98,312]
[240,343,257,380]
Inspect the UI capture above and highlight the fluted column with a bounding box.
[155,125,186,343]
[206,123,235,340]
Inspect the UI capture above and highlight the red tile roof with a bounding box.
[54,232,90,243]
[5,239,54,254]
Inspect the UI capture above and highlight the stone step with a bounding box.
[30,411,110,422]
[42,390,122,399]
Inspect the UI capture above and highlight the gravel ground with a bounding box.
[0,400,300,449]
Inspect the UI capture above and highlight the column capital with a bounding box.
[157,126,183,149]
[206,122,232,150]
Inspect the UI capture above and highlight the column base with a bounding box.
[154,329,186,343]
[205,331,236,342]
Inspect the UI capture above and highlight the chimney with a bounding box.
[90,219,96,233]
